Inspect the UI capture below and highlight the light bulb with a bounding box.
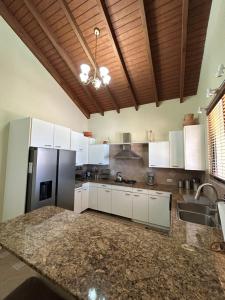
[93,78,101,89]
[99,66,109,77]
[102,74,111,85]
[80,72,89,83]
[80,64,90,75]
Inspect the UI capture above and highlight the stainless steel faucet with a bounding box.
[195,183,219,201]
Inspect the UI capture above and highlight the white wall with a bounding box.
[0,18,88,219]
[89,0,225,144]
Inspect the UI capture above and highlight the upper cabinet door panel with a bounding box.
[30,118,54,148]
[71,131,84,151]
[184,125,205,171]
[88,144,109,165]
[53,125,70,150]
[169,131,184,168]
[149,142,169,168]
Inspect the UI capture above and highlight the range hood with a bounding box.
[114,133,141,160]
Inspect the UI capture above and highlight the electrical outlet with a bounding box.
[167,178,173,183]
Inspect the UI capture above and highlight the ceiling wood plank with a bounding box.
[139,0,159,107]
[24,0,104,116]
[96,0,139,110]
[0,0,90,119]
[58,0,120,113]
[180,0,189,103]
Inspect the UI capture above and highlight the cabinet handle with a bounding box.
[105,190,110,192]
[44,144,52,147]
[172,165,179,168]
[55,145,61,148]
[125,193,130,196]
[134,194,139,197]
[150,164,156,167]
[156,192,162,195]
[137,189,143,192]
[150,196,157,199]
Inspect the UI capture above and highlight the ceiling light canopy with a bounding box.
[79,28,111,89]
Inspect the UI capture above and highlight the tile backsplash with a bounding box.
[87,144,204,186]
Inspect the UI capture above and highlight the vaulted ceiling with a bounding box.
[0,0,212,118]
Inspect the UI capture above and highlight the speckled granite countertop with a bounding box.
[1,191,225,299]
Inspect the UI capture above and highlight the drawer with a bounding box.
[111,185,133,192]
[132,187,149,195]
[98,183,112,189]
[148,190,171,197]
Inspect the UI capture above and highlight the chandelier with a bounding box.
[79,27,111,89]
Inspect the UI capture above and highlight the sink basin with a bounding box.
[177,203,216,215]
[178,211,216,227]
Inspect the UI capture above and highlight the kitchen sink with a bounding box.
[177,203,216,215]
[178,211,217,227]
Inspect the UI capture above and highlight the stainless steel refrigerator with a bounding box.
[26,147,75,212]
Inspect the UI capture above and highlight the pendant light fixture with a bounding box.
[79,27,111,89]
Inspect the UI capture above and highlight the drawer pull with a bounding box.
[134,195,139,197]
[172,165,179,168]
[55,145,61,148]
[137,189,143,192]
[150,196,157,199]
[156,192,162,195]
[105,190,110,192]
[125,193,130,196]
[44,144,52,147]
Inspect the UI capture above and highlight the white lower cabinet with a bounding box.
[112,190,132,218]
[81,184,89,211]
[148,194,170,228]
[74,188,82,213]
[98,188,112,213]
[132,193,149,223]
[89,184,98,210]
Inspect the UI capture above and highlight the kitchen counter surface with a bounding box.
[1,191,225,299]
[75,178,180,193]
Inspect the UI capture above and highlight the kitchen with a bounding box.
[0,0,225,299]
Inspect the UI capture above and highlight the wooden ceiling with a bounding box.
[0,0,212,118]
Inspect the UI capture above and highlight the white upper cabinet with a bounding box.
[53,124,70,150]
[88,144,109,165]
[30,118,54,148]
[184,125,205,171]
[169,131,184,169]
[149,142,169,168]
[71,131,88,166]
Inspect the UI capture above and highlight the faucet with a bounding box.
[195,183,219,201]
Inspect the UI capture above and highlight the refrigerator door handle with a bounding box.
[28,162,33,174]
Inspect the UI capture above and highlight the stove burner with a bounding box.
[123,179,136,185]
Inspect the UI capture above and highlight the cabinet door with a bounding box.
[54,125,70,150]
[132,193,148,223]
[98,188,111,213]
[81,137,89,165]
[88,144,109,165]
[149,142,169,168]
[148,195,170,228]
[169,131,184,168]
[74,189,82,213]
[184,125,205,170]
[71,131,84,166]
[111,190,132,218]
[89,186,98,210]
[31,118,54,148]
[81,185,89,211]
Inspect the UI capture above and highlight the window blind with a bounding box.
[208,95,225,181]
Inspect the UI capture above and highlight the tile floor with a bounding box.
[0,247,37,299]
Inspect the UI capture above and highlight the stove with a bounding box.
[114,179,136,185]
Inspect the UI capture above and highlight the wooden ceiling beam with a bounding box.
[96,0,139,111]
[139,0,159,107]
[58,0,120,113]
[24,0,104,116]
[0,1,90,119]
[180,0,189,103]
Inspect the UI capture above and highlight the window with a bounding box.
[208,95,225,181]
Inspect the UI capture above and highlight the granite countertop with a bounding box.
[1,192,225,299]
[75,178,180,193]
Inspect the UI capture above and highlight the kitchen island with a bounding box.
[0,192,225,299]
